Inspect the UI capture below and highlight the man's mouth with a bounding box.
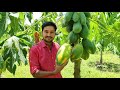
[46,36,52,39]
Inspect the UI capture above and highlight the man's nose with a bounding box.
[47,33,51,36]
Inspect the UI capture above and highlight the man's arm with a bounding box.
[32,70,55,78]
[32,61,68,78]
[53,60,68,75]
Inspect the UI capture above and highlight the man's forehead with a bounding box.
[43,26,55,31]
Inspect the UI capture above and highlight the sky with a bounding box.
[25,12,66,25]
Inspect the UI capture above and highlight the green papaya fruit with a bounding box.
[86,19,90,29]
[82,38,96,54]
[72,12,80,22]
[66,20,74,33]
[73,21,82,34]
[64,12,74,22]
[79,24,89,39]
[68,31,79,44]
[79,12,86,25]
[81,48,89,60]
[70,43,83,62]
[84,12,91,18]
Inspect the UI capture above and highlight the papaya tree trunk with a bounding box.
[100,48,103,64]
[0,74,1,78]
[74,59,82,78]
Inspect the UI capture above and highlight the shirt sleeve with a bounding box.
[29,46,40,75]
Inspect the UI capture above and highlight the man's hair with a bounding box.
[42,21,57,31]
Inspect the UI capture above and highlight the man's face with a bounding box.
[42,26,56,43]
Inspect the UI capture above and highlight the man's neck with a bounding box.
[44,40,53,50]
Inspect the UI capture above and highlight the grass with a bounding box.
[1,51,120,78]
[62,51,120,78]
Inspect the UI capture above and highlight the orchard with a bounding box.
[0,12,120,78]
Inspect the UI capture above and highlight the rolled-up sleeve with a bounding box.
[29,46,40,75]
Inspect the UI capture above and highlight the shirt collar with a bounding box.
[41,39,54,48]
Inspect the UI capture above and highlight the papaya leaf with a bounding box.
[3,36,13,48]
[26,12,33,23]
[6,52,13,74]
[12,36,20,51]
[12,64,16,75]
[0,55,4,69]
[19,38,32,47]
[60,27,68,35]
[113,22,120,32]
[0,12,6,37]
[19,12,25,26]
[16,31,27,38]
[9,15,20,35]
[18,49,27,65]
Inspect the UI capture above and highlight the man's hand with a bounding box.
[53,60,68,75]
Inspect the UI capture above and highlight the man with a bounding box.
[29,21,68,78]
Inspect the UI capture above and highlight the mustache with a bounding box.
[45,36,52,38]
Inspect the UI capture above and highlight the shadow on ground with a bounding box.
[88,61,120,73]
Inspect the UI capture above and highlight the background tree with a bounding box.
[90,12,120,65]
[0,12,59,76]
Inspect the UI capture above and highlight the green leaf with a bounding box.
[19,38,32,47]
[26,12,33,23]
[60,27,68,35]
[16,31,27,38]
[12,36,20,51]
[19,12,25,26]
[9,12,19,18]
[3,36,13,48]
[113,22,120,31]
[0,12,6,37]
[12,64,16,75]
[18,49,27,65]
[9,15,20,35]
[103,34,111,47]
[6,52,13,73]
[0,55,4,69]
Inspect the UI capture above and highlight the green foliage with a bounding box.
[0,12,6,37]
[26,12,33,23]
[1,36,28,75]
[0,12,59,75]
[90,12,120,56]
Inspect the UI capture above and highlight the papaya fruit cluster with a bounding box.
[62,12,96,62]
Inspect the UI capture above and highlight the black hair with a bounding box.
[42,21,57,31]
